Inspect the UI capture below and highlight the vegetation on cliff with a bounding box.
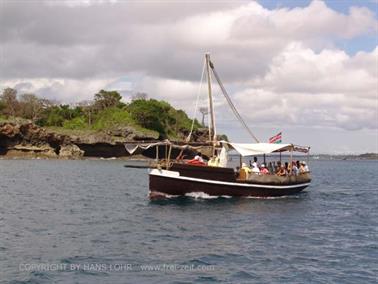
[0,88,201,140]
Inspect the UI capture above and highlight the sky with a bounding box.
[0,0,377,154]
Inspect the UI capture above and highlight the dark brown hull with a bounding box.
[149,169,310,198]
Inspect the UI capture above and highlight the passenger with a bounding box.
[275,161,282,174]
[268,162,274,174]
[240,162,252,180]
[276,164,288,176]
[285,162,289,171]
[260,164,269,175]
[194,153,204,163]
[272,161,276,173]
[296,160,300,170]
[187,152,206,166]
[292,161,299,175]
[251,164,260,174]
[303,161,309,172]
[250,156,259,169]
[208,156,220,167]
[299,161,309,173]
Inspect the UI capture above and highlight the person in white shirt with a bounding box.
[299,161,309,173]
[292,161,299,175]
[194,153,204,163]
[252,164,260,174]
[250,156,259,169]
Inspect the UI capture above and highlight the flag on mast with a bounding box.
[269,132,282,144]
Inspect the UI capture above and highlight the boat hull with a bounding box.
[149,169,310,198]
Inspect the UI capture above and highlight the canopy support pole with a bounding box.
[165,143,168,167]
[289,147,293,175]
[155,145,159,162]
[167,144,172,170]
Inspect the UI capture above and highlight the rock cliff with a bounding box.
[0,121,209,159]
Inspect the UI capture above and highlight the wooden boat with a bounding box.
[127,54,312,198]
[150,162,311,198]
[149,151,311,199]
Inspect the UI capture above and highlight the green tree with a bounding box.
[127,99,167,137]
[63,117,87,130]
[94,90,123,111]
[0,88,19,117]
[46,111,65,126]
[19,94,44,121]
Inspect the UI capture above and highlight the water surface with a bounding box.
[0,160,377,283]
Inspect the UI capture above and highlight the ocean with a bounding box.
[0,159,377,283]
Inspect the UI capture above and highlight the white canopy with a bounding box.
[221,141,309,156]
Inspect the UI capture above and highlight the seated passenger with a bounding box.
[286,162,291,172]
[260,164,269,175]
[240,163,252,180]
[292,161,299,175]
[187,152,206,166]
[235,166,240,178]
[208,156,220,167]
[303,161,309,172]
[250,156,259,169]
[268,162,274,174]
[276,164,288,176]
[299,161,309,173]
[195,153,204,163]
[251,164,260,174]
[275,161,282,174]
[296,160,301,170]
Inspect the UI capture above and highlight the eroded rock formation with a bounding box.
[0,121,212,159]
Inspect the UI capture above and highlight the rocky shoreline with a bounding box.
[0,121,160,159]
[0,121,209,159]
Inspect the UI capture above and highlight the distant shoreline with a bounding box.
[310,153,378,161]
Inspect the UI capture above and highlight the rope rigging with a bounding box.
[186,58,206,142]
[209,60,260,143]
[186,54,260,144]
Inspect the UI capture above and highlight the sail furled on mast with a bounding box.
[205,53,217,145]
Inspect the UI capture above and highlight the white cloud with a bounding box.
[0,78,115,103]
[1,0,376,81]
[0,0,377,152]
[227,44,378,131]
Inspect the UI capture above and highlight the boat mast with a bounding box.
[205,53,217,154]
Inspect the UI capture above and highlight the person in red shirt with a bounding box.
[260,164,269,175]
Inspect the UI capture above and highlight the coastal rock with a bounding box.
[0,123,21,137]
[0,121,156,158]
[8,143,58,158]
[188,128,210,142]
[106,126,159,141]
[59,144,84,158]
[0,121,216,159]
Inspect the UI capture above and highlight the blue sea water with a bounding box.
[0,159,377,284]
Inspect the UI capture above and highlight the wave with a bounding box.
[150,191,301,200]
[244,195,302,199]
[185,192,220,199]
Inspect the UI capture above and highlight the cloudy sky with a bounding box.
[0,0,377,154]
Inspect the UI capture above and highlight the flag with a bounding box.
[269,132,282,144]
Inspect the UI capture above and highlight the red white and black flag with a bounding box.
[269,132,282,144]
